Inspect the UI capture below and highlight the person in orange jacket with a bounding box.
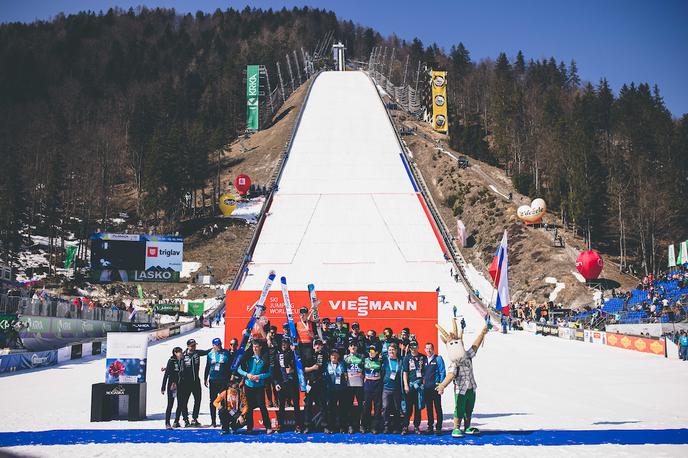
[214,376,249,435]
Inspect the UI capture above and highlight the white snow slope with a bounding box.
[1,72,687,457]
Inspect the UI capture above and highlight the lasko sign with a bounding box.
[226,290,438,349]
[89,233,183,283]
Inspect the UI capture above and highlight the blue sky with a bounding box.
[2,0,686,116]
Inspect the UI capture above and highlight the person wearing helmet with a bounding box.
[205,337,231,427]
[162,346,184,429]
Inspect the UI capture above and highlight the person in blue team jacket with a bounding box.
[237,340,273,433]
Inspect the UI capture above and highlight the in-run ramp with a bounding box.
[240,71,457,293]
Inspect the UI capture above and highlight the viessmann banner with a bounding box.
[431,70,448,133]
[246,64,260,130]
[89,233,183,283]
[225,290,438,348]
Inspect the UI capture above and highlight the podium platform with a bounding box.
[91,383,146,421]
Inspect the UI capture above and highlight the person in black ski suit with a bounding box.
[179,338,210,426]
[161,347,184,429]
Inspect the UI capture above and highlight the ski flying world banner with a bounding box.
[225,290,438,349]
[246,65,260,130]
[431,70,448,133]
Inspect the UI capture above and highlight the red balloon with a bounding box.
[576,250,604,280]
[234,174,252,195]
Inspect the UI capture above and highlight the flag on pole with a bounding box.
[492,230,511,316]
[678,241,688,266]
[64,246,77,269]
[136,284,144,300]
[488,244,500,283]
[668,244,676,268]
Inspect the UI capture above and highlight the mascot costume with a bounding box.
[435,318,488,438]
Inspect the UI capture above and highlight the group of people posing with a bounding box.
[161,305,450,436]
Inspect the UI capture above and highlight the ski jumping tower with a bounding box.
[332,42,345,71]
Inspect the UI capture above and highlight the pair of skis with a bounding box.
[230,270,276,372]
[229,270,308,393]
[281,277,307,392]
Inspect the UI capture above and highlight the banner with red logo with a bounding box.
[606,332,665,356]
[225,290,438,349]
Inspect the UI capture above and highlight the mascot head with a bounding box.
[436,318,465,362]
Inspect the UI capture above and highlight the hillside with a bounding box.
[389,106,637,308]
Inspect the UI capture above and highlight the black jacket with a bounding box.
[181,348,210,383]
[162,356,183,391]
[304,349,326,384]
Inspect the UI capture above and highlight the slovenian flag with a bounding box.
[492,230,511,316]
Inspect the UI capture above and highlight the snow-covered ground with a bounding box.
[230,196,265,223]
[2,71,687,456]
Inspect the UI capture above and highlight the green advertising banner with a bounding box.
[0,314,17,338]
[154,304,181,314]
[188,302,205,316]
[246,64,260,130]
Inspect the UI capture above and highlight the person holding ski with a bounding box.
[344,339,365,434]
[303,338,326,433]
[214,376,249,435]
[296,306,315,361]
[274,338,303,432]
[361,344,384,434]
[179,339,210,427]
[402,341,427,434]
[324,349,348,433]
[161,346,184,429]
[204,338,231,428]
[237,340,273,434]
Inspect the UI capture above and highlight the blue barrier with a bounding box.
[0,349,57,374]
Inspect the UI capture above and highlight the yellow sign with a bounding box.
[219,194,238,216]
[431,70,448,133]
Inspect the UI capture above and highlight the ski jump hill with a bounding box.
[225,70,461,348]
[0,71,687,456]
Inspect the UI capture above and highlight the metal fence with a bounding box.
[0,293,152,324]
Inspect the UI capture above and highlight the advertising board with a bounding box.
[105,332,149,383]
[226,290,438,350]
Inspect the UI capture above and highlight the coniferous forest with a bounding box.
[0,6,686,276]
